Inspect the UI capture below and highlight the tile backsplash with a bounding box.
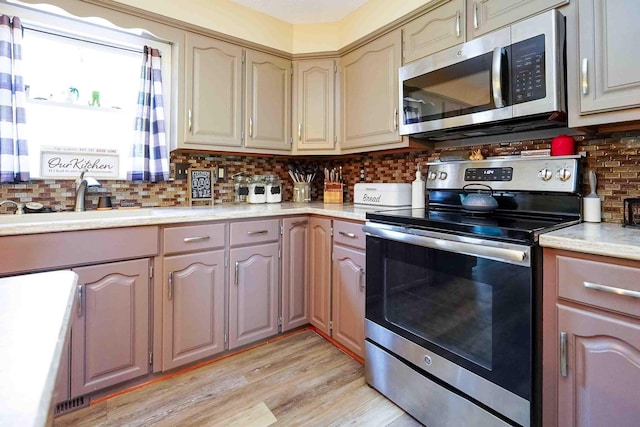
[1,131,638,223]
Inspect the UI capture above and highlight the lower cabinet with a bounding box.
[309,217,333,335]
[309,218,366,358]
[229,241,279,349]
[162,250,225,371]
[281,217,310,332]
[70,258,151,398]
[331,244,366,358]
[557,305,640,427]
[543,249,640,427]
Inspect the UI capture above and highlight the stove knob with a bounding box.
[556,168,572,181]
[538,168,553,181]
[438,171,448,180]
[428,171,438,180]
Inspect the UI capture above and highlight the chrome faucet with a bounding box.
[0,200,24,215]
[74,170,101,212]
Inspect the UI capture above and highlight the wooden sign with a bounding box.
[188,168,214,205]
[40,146,119,179]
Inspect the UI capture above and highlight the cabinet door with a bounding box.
[332,245,366,358]
[162,250,225,371]
[184,33,243,148]
[309,217,332,335]
[244,50,291,151]
[558,305,640,427]
[403,0,464,63]
[229,242,279,349]
[341,29,405,151]
[71,259,150,397]
[292,59,337,153]
[578,0,640,114]
[468,0,568,38]
[281,217,310,332]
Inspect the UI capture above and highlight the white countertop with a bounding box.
[0,202,384,236]
[540,222,640,261]
[0,270,78,427]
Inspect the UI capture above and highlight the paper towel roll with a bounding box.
[583,197,601,222]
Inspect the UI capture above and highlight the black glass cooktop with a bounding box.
[366,207,579,244]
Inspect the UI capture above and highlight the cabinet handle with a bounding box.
[77,284,84,317]
[473,2,478,29]
[249,117,253,138]
[583,281,640,299]
[581,58,589,95]
[292,220,308,227]
[359,267,365,290]
[339,231,357,239]
[188,109,192,133]
[298,123,302,141]
[560,332,568,377]
[183,236,210,243]
[393,108,398,130]
[234,261,239,286]
[247,230,268,235]
[168,272,173,300]
[456,11,461,37]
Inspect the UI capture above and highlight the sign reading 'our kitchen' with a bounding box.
[40,146,119,178]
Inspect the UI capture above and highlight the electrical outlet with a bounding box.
[175,163,189,179]
[217,165,226,182]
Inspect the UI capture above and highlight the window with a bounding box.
[12,1,172,180]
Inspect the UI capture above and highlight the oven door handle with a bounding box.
[364,226,529,266]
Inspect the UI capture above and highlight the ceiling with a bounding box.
[228,0,369,24]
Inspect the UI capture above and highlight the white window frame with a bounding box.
[3,0,173,180]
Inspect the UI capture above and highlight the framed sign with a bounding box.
[188,168,214,205]
[40,146,119,179]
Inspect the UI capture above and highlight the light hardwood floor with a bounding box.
[55,329,423,426]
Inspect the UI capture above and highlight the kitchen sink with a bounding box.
[0,208,156,224]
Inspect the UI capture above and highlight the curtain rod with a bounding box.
[23,25,144,55]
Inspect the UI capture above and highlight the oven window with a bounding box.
[367,236,532,399]
[402,52,495,124]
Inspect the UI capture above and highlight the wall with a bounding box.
[1,131,638,223]
[113,0,435,54]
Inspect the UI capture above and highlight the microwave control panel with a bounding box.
[511,35,546,104]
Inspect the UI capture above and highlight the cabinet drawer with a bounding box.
[230,219,279,247]
[557,255,640,318]
[333,220,365,250]
[163,223,226,255]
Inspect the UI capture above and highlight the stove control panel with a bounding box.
[426,156,580,192]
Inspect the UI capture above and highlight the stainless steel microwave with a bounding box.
[399,9,566,141]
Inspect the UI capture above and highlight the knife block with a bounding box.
[324,182,343,204]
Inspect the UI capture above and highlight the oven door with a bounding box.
[364,223,533,401]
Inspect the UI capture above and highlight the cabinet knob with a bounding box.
[581,58,589,96]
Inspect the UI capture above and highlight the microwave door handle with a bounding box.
[492,47,505,108]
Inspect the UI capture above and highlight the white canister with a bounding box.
[248,175,267,204]
[265,175,282,203]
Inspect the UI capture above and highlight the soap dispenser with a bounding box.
[412,164,425,209]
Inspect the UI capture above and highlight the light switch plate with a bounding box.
[175,163,189,179]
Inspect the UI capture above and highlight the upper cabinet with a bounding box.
[244,50,292,151]
[567,0,640,127]
[180,33,291,153]
[292,59,338,154]
[467,0,568,38]
[403,0,465,63]
[340,29,407,152]
[183,33,243,149]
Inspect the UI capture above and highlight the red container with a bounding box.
[551,134,575,156]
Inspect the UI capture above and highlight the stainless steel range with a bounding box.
[363,156,582,427]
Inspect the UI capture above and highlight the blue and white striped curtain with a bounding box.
[127,46,169,182]
[0,15,29,183]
